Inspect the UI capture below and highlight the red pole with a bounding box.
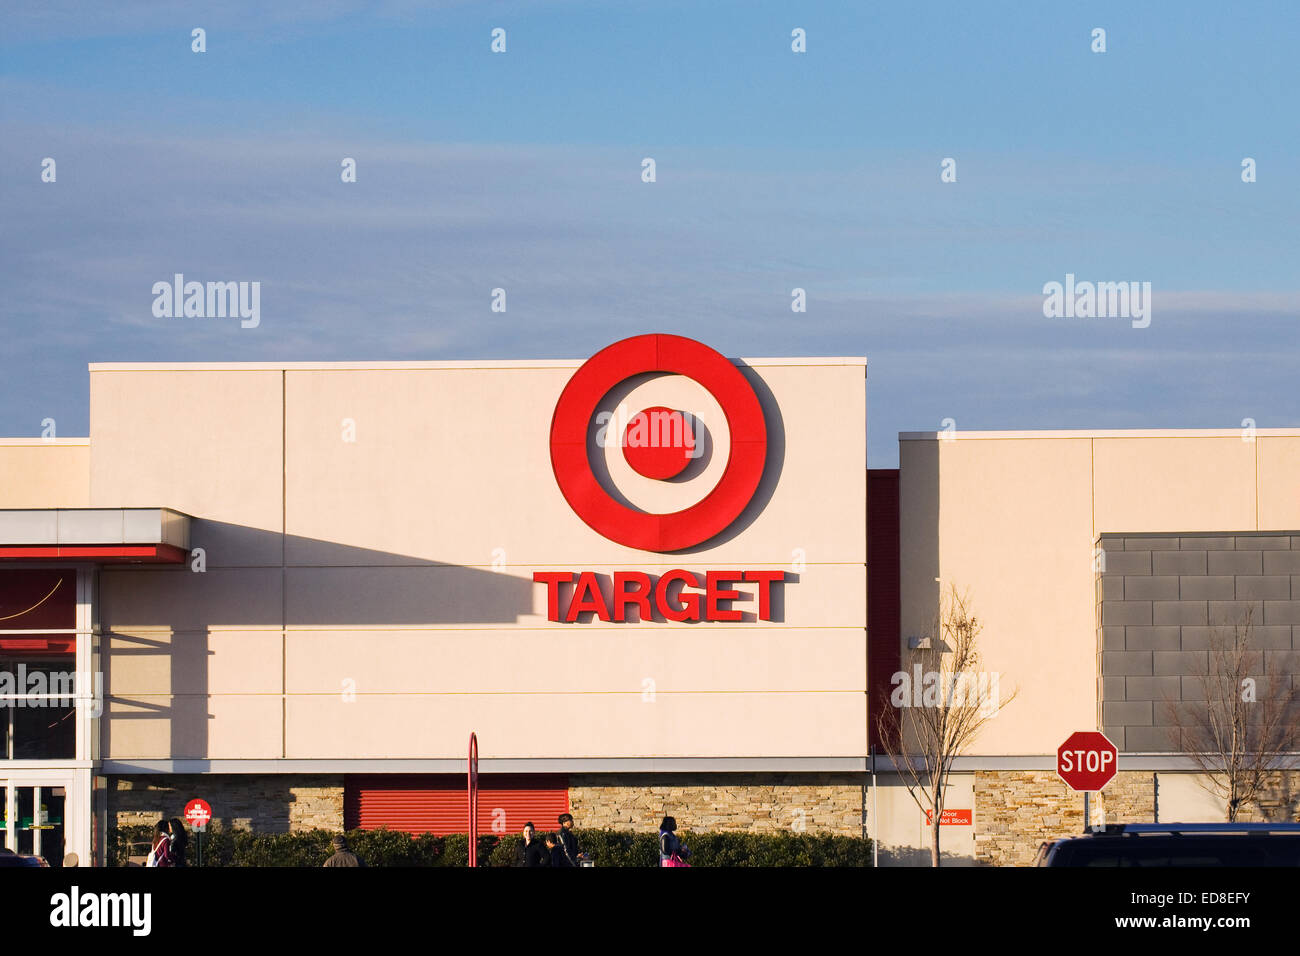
[468,732,479,867]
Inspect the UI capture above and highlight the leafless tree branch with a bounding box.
[877,584,1017,865]
[1160,607,1300,821]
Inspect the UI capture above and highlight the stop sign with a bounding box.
[1056,731,1118,791]
[184,798,212,830]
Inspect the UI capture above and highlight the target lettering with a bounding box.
[533,570,785,623]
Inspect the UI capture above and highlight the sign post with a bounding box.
[1056,731,1119,831]
[184,798,212,867]
[468,732,479,868]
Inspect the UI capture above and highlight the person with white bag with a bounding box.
[145,819,173,868]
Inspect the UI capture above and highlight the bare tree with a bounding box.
[877,584,1017,866]
[1161,609,1300,821]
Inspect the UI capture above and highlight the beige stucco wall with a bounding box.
[1155,772,1227,823]
[0,440,90,508]
[900,430,1300,756]
[87,358,867,761]
[89,369,285,566]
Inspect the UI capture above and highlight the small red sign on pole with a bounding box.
[468,732,479,868]
[1056,731,1119,792]
[184,798,212,831]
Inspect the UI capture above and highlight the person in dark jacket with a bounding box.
[519,822,549,867]
[323,834,365,867]
[545,832,564,867]
[167,819,189,867]
[554,812,582,866]
[658,816,690,867]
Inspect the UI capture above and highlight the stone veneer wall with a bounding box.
[108,775,344,832]
[568,773,866,836]
[976,769,1300,865]
[1226,771,1300,822]
[974,770,1155,866]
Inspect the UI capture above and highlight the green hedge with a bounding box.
[109,825,872,867]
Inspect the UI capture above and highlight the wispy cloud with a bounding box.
[0,1,513,40]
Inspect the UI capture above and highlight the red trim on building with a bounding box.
[0,636,76,656]
[867,469,901,750]
[344,774,570,837]
[0,543,188,563]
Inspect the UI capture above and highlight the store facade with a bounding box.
[2,336,1298,866]
[887,428,1300,864]
[0,335,870,865]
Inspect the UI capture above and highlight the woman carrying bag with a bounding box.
[146,819,173,868]
[658,816,691,868]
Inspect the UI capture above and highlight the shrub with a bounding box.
[106,825,872,867]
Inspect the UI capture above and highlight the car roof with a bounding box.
[1063,822,1300,838]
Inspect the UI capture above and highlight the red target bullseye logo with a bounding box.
[621,406,695,480]
[549,334,768,552]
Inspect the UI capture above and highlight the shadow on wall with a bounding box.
[99,525,537,763]
[1249,776,1300,822]
[876,843,978,867]
[898,437,940,652]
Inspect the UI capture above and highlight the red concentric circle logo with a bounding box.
[621,406,695,480]
[549,334,768,552]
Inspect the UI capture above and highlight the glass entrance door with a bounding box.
[1,783,67,865]
[0,568,95,866]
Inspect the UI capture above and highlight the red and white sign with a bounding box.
[1056,731,1118,791]
[549,334,768,552]
[538,335,788,623]
[184,798,212,831]
[924,808,973,826]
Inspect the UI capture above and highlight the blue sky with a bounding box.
[2,0,1298,466]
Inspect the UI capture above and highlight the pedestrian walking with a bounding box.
[658,816,691,867]
[518,822,549,867]
[146,819,172,867]
[167,818,189,867]
[554,812,583,866]
[323,834,365,867]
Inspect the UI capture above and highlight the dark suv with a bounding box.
[1035,823,1300,866]
[0,849,47,867]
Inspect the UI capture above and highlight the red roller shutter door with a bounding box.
[344,774,570,836]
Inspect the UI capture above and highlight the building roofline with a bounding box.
[89,356,868,372]
[900,428,1300,440]
[0,438,89,446]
